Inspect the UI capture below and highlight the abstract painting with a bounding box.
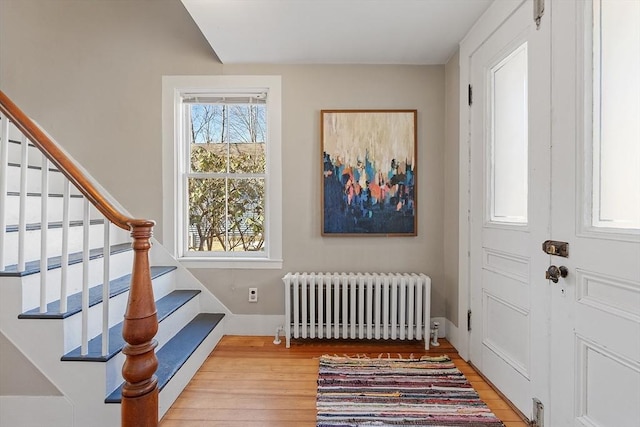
[321,110,417,236]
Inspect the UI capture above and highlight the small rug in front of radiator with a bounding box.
[316,354,505,427]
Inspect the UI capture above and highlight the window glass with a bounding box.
[186,100,267,253]
[490,44,528,224]
[592,0,640,230]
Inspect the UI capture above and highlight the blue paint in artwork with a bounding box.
[323,151,416,235]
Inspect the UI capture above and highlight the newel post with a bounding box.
[121,221,159,427]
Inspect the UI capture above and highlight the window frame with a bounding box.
[162,75,283,269]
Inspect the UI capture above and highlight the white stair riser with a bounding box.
[5,120,26,142]
[4,194,88,225]
[19,249,134,312]
[60,270,176,354]
[158,323,223,418]
[5,165,82,195]
[2,223,130,267]
[6,141,49,168]
[105,294,201,394]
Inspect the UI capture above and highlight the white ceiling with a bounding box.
[181,0,493,65]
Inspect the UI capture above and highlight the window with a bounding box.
[590,0,640,230]
[489,43,529,224]
[162,76,282,268]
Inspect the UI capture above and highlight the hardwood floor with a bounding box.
[160,336,528,427]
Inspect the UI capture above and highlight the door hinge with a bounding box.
[468,84,473,106]
[534,0,545,29]
[467,309,472,331]
[531,398,544,427]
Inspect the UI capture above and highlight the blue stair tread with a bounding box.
[105,313,225,404]
[1,242,132,277]
[61,290,201,362]
[18,266,176,319]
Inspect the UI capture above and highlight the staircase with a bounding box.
[0,92,230,427]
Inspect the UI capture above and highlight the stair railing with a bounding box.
[0,91,159,427]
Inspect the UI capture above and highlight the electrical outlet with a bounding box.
[248,287,258,303]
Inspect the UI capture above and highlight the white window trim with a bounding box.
[162,75,283,269]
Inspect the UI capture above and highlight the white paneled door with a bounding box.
[469,0,551,418]
[550,1,640,426]
[468,0,640,425]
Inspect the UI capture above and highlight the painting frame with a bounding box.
[321,109,418,236]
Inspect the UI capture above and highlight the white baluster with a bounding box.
[0,115,9,270]
[81,199,90,355]
[39,156,49,313]
[59,180,70,313]
[17,135,28,272]
[102,220,110,356]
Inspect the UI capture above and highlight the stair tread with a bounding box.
[105,313,225,403]
[61,289,201,362]
[18,266,176,319]
[1,242,132,277]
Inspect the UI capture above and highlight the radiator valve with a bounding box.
[273,326,284,345]
[430,322,440,347]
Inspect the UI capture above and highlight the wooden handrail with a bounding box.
[0,90,159,427]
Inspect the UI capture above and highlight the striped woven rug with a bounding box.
[317,354,505,427]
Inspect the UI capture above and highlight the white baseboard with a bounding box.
[0,396,73,427]
[444,318,469,360]
[224,314,286,337]
[225,315,450,342]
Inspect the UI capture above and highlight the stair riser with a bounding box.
[19,249,134,312]
[2,223,130,268]
[4,194,89,225]
[158,323,224,418]
[6,140,49,168]
[5,165,82,195]
[60,271,176,353]
[105,295,201,394]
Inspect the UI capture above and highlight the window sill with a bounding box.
[178,256,283,270]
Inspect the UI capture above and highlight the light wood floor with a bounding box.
[160,335,528,427]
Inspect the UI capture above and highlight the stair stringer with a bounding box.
[0,277,120,427]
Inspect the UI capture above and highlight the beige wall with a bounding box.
[0,332,61,396]
[444,51,461,326]
[0,0,448,318]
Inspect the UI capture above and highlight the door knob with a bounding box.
[546,265,568,283]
